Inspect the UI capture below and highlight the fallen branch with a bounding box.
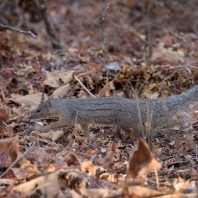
[0,142,35,178]
[32,0,62,50]
[74,75,96,98]
[0,24,37,38]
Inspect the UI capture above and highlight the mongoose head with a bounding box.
[29,99,54,119]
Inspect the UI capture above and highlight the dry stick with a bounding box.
[99,0,110,55]
[137,101,144,138]
[0,24,37,38]
[0,143,35,178]
[32,0,61,50]
[145,100,153,148]
[74,75,96,98]
[105,0,115,16]
[100,13,107,55]
[121,174,128,194]
[154,168,159,189]
[154,64,198,70]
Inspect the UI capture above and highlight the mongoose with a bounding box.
[29,86,198,138]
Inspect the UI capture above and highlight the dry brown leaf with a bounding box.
[60,150,86,164]
[68,48,79,53]
[0,108,9,135]
[23,34,45,49]
[64,170,90,188]
[80,188,121,198]
[43,70,74,88]
[0,108,9,123]
[79,54,91,62]
[14,172,60,198]
[103,81,115,97]
[27,147,49,162]
[11,156,39,180]
[103,151,115,165]
[173,177,190,192]
[0,178,15,186]
[75,135,88,143]
[81,160,97,175]
[0,138,28,169]
[38,132,54,140]
[152,146,162,155]
[99,173,112,180]
[52,130,64,141]
[64,190,82,198]
[60,70,74,83]
[10,93,48,106]
[51,83,70,98]
[128,185,163,197]
[151,43,184,63]
[128,139,161,179]
[64,153,79,166]
[100,173,117,182]
[10,168,26,180]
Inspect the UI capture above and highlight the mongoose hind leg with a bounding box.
[80,123,90,138]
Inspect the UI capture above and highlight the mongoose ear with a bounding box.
[47,99,52,108]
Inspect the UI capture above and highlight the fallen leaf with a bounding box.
[10,93,48,106]
[103,151,115,165]
[128,185,163,197]
[103,81,115,96]
[0,108,9,123]
[80,188,121,198]
[173,177,190,192]
[81,160,97,175]
[43,70,74,88]
[39,132,54,140]
[75,135,88,143]
[127,139,161,179]
[0,178,15,186]
[64,153,79,166]
[51,83,70,98]
[52,130,64,141]
[105,62,120,71]
[0,138,28,169]
[151,42,185,63]
[14,172,60,198]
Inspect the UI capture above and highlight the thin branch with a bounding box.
[74,75,96,98]
[105,0,115,16]
[0,143,35,178]
[32,0,62,50]
[0,24,37,38]
[154,168,160,189]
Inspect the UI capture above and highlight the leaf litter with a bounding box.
[1,1,198,197]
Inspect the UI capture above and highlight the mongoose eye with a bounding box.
[37,109,41,113]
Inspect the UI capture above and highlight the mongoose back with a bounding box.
[30,86,198,138]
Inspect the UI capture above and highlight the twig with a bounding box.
[154,168,159,189]
[137,100,144,138]
[0,24,37,38]
[155,64,198,70]
[105,0,115,16]
[74,75,96,98]
[0,142,35,178]
[145,100,153,148]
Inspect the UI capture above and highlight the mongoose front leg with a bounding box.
[36,119,68,132]
[80,123,90,138]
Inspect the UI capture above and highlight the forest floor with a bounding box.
[1,1,198,197]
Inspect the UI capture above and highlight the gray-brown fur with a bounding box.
[30,86,198,138]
